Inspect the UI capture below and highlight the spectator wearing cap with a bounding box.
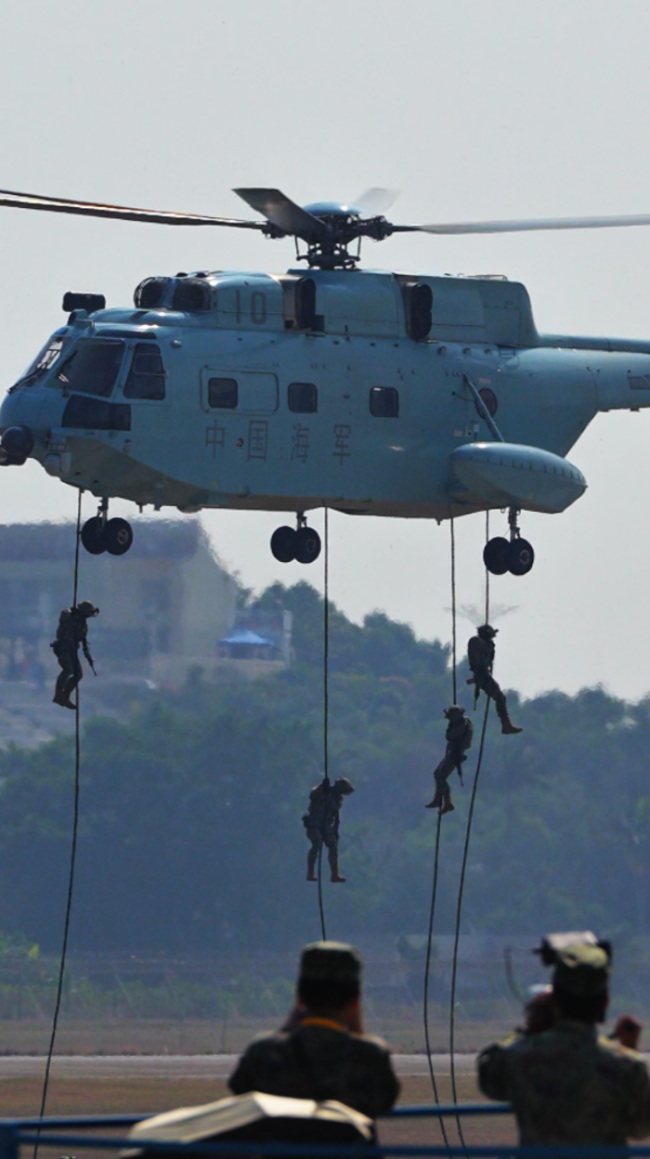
[228,941,400,1121]
[478,935,650,1147]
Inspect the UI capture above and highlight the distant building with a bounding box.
[218,629,279,660]
[215,607,293,677]
[0,521,237,686]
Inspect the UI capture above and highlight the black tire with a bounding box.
[295,526,322,565]
[81,516,106,555]
[483,536,510,576]
[104,517,134,556]
[508,537,535,576]
[271,526,297,563]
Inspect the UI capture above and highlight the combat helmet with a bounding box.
[534,931,612,997]
[77,600,100,618]
[333,777,355,795]
[478,624,497,641]
[445,705,466,719]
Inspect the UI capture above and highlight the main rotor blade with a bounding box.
[234,187,326,240]
[419,213,650,235]
[0,188,264,229]
[354,187,400,216]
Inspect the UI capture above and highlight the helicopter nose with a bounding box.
[0,425,35,466]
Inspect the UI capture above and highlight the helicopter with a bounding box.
[2,184,650,575]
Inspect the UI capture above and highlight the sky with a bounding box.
[1,0,650,700]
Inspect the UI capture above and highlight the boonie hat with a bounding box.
[552,942,611,996]
[299,941,362,984]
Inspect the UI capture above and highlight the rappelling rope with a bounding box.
[448,512,492,1148]
[34,489,83,1158]
[317,507,330,941]
[421,518,457,1148]
[484,512,490,626]
[423,811,451,1149]
[451,518,458,704]
[448,697,490,1147]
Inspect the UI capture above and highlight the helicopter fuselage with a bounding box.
[2,266,650,523]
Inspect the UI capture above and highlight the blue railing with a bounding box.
[3,1105,650,1159]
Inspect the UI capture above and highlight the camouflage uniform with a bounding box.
[425,706,473,814]
[478,940,650,1146]
[303,778,354,883]
[467,624,522,735]
[51,601,99,710]
[229,942,399,1121]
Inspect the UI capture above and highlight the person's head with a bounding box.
[297,941,362,1016]
[552,943,611,1024]
[332,778,354,798]
[478,624,497,642]
[77,601,99,619]
[445,705,466,721]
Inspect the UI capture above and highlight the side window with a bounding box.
[288,382,317,413]
[124,344,166,400]
[369,386,399,418]
[208,377,238,409]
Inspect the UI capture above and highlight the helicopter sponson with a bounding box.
[1,264,649,574]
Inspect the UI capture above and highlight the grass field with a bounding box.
[0,1017,512,1055]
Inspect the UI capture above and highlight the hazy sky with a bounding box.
[2,0,650,700]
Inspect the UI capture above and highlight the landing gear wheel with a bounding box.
[483,536,510,576]
[295,526,321,565]
[271,526,297,563]
[81,517,106,555]
[507,538,535,576]
[104,517,134,556]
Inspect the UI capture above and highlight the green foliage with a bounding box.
[0,581,646,952]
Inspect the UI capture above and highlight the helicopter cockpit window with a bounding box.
[12,336,68,389]
[288,382,317,413]
[124,344,166,399]
[208,377,238,409]
[172,279,212,312]
[369,386,399,418]
[56,339,125,398]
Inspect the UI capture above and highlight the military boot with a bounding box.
[440,798,455,815]
[329,851,346,883]
[497,702,522,735]
[425,789,444,809]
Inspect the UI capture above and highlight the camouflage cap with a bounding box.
[552,942,611,996]
[299,941,362,985]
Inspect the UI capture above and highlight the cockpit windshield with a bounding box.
[11,335,68,389]
[55,339,125,398]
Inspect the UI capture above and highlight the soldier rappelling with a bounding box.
[425,705,474,814]
[467,624,522,735]
[51,601,99,710]
[303,777,354,884]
